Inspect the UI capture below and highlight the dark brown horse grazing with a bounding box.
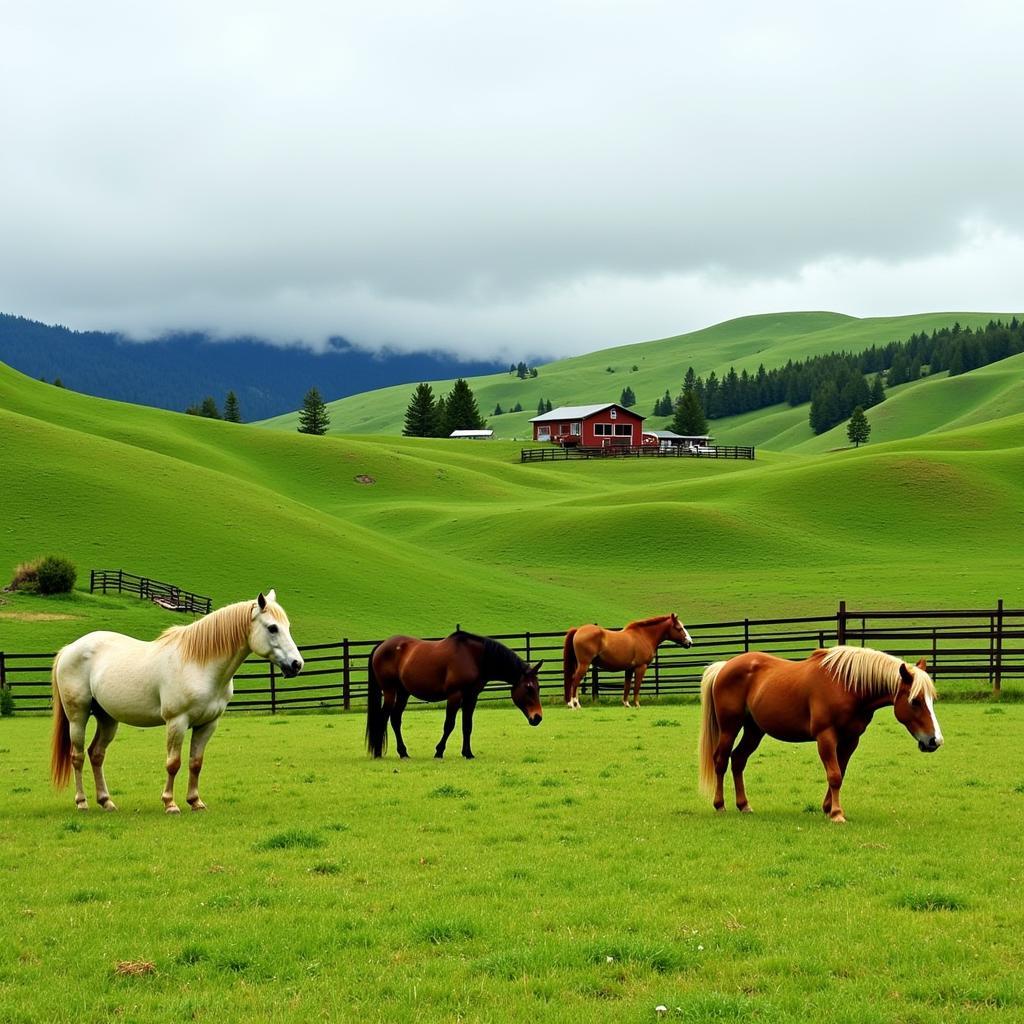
[698,646,943,822]
[366,631,543,759]
[563,613,692,708]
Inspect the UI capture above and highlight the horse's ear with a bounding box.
[529,661,543,675]
[266,588,277,604]
[898,662,914,685]
[916,658,928,671]
[257,592,267,611]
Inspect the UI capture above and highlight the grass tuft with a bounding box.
[254,829,326,851]
[898,891,967,912]
[429,784,470,799]
[416,919,478,944]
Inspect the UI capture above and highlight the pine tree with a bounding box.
[846,406,871,447]
[403,383,440,437]
[200,396,221,419]
[869,373,885,407]
[512,402,523,413]
[224,390,242,422]
[493,403,504,416]
[537,397,547,415]
[683,366,697,394]
[442,378,486,432]
[619,386,636,408]
[671,390,707,436]
[297,386,330,435]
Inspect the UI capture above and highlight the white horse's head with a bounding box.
[249,590,304,677]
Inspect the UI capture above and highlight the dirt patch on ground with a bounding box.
[0,611,79,622]
[354,474,376,485]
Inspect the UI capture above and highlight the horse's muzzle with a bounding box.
[281,660,303,678]
[918,737,941,752]
[529,713,542,727]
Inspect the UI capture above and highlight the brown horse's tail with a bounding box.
[563,629,578,704]
[697,661,726,797]
[50,648,72,789]
[365,644,388,758]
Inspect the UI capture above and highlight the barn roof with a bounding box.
[449,429,494,438]
[529,403,645,423]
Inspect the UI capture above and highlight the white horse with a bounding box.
[51,590,303,813]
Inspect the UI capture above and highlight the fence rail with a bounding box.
[520,444,756,463]
[2,602,1021,715]
[89,569,212,615]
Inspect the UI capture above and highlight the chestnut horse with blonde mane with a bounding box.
[563,613,693,708]
[698,645,943,822]
[51,591,303,813]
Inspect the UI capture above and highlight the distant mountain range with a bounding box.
[0,313,509,420]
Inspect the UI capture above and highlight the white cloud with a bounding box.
[2,2,1023,357]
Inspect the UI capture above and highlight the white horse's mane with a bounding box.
[820,645,935,700]
[157,599,286,663]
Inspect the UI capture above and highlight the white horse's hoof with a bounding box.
[76,803,88,812]
[101,799,118,812]
[165,804,181,815]
[189,801,207,812]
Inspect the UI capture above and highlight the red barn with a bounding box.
[529,403,647,446]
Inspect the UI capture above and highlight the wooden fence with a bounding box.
[89,569,212,614]
[520,444,756,463]
[2,602,1021,715]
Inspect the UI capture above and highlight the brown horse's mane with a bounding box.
[624,614,674,630]
[450,631,528,683]
[156,599,285,664]
[819,646,936,700]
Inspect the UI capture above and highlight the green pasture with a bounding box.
[258,311,1023,441]
[2,354,1023,656]
[2,704,1023,1023]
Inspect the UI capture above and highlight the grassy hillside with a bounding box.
[2,352,1022,659]
[259,311,1021,439]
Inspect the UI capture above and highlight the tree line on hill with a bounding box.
[403,379,486,436]
[654,318,1024,436]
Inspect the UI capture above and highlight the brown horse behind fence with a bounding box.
[366,631,543,759]
[697,645,943,822]
[563,613,693,708]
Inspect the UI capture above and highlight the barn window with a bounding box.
[594,423,612,436]
[538,425,551,439]
[571,422,581,435]
[614,424,633,436]
[610,408,618,419]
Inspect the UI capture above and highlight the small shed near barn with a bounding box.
[449,429,494,440]
[648,430,714,450]
[530,403,646,446]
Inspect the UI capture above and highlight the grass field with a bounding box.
[2,704,1023,1023]
[2,348,1023,656]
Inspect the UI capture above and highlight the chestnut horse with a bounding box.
[366,631,543,759]
[698,645,943,822]
[563,613,693,708]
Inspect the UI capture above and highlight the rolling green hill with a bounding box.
[2,341,1022,657]
[259,311,1021,439]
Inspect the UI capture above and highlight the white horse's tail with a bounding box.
[50,648,72,789]
[697,661,726,797]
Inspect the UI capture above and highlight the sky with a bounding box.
[2,1,1023,360]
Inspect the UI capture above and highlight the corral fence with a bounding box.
[520,444,756,462]
[2,601,1021,715]
[89,569,212,615]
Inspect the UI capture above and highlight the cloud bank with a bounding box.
[2,2,1023,358]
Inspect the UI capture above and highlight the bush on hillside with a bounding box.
[37,555,77,594]
[10,555,77,595]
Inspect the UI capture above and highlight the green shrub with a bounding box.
[9,559,41,593]
[36,555,77,595]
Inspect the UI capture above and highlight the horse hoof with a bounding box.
[165,804,181,815]
[830,813,847,824]
[463,753,474,760]
[714,805,726,813]
[434,752,444,759]
[102,800,118,812]
[399,753,410,760]
[76,803,88,812]
[190,801,207,812]
[739,805,753,814]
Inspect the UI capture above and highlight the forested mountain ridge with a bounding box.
[0,314,507,420]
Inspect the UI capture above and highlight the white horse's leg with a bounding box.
[185,719,219,811]
[162,715,189,814]
[88,710,120,811]
[68,713,90,810]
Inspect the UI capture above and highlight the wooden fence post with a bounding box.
[994,598,1004,695]
[269,661,277,715]
[591,663,599,702]
[654,650,660,697]
[837,600,847,646]
[525,631,532,666]
[744,618,750,652]
[342,639,351,710]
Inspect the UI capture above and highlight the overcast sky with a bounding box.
[2,1,1023,360]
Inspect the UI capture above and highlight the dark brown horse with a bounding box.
[698,645,943,822]
[563,613,692,708]
[366,631,543,759]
